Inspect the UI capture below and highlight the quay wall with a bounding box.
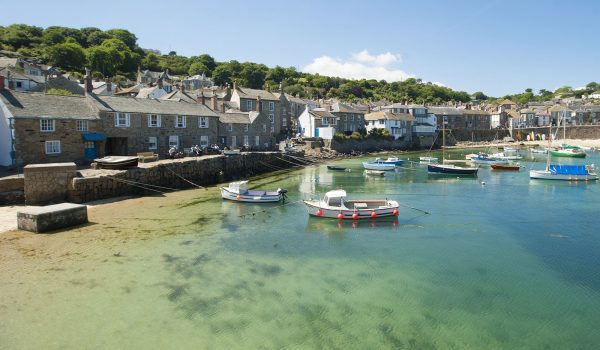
[447,129,510,143]
[67,153,298,203]
[511,125,600,141]
[24,163,76,205]
[325,138,420,154]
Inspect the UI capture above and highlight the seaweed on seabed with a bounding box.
[178,196,215,208]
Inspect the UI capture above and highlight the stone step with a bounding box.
[17,203,88,233]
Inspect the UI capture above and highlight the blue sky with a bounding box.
[2,0,599,96]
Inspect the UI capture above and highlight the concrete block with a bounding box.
[17,203,88,233]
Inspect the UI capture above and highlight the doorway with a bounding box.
[105,137,128,155]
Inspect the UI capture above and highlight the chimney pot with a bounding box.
[256,95,262,112]
[221,103,225,113]
[197,93,205,105]
[212,93,218,110]
[84,68,93,94]
[106,78,112,93]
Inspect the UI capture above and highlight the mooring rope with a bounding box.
[164,166,206,190]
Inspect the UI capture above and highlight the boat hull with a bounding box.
[362,162,396,171]
[220,187,282,202]
[303,200,399,219]
[327,166,347,171]
[491,164,521,171]
[550,150,586,158]
[529,170,598,181]
[428,164,478,175]
[365,170,385,176]
[93,156,139,169]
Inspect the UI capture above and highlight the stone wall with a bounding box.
[0,175,24,205]
[325,137,416,154]
[67,153,297,203]
[447,129,510,143]
[24,162,76,205]
[511,125,600,141]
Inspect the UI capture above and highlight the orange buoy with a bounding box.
[316,209,323,217]
[370,211,377,218]
[392,209,399,216]
[236,195,241,200]
[337,213,344,220]
[352,213,359,220]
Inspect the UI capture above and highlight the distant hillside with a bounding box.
[1,24,598,104]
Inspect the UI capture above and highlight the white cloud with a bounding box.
[431,81,446,87]
[303,50,412,82]
[351,50,400,66]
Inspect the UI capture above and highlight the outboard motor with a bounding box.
[277,188,288,203]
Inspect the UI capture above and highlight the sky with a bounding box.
[2,0,599,97]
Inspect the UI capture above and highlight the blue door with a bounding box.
[315,128,319,137]
[84,141,97,159]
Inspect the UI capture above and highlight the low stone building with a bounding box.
[364,111,414,140]
[0,87,101,167]
[329,102,366,134]
[88,94,219,156]
[230,83,287,137]
[217,111,275,149]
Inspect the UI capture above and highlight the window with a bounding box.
[243,135,249,146]
[282,118,287,127]
[175,116,186,128]
[199,117,209,128]
[200,135,209,147]
[148,136,157,150]
[148,114,161,127]
[169,135,179,149]
[40,119,55,132]
[228,123,233,132]
[246,100,254,111]
[231,135,237,147]
[76,120,88,131]
[322,118,328,126]
[45,140,60,154]
[269,114,274,124]
[255,135,260,146]
[332,118,337,126]
[351,115,354,122]
[115,113,130,127]
[269,102,275,111]
[270,126,274,133]
[16,81,22,88]
[344,114,347,121]
[244,124,249,132]
[263,124,266,132]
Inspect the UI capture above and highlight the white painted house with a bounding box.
[363,111,415,140]
[297,107,339,139]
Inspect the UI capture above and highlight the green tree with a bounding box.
[212,64,233,86]
[86,30,111,46]
[141,52,161,71]
[42,26,82,45]
[188,61,209,76]
[105,29,137,49]
[44,41,86,71]
[0,24,43,49]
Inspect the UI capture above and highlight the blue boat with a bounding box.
[373,157,404,165]
[428,163,479,176]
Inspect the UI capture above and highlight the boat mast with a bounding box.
[442,116,446,162]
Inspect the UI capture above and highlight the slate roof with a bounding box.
[0,90,99,119]
[460,109,491,116]
[160,90,198,103]
[428,107,461,115]
[330,102,364,114]
[235,87,279,101]
[0,67,45,84]
[218,112,251,124]
[30,76,85,95]
[364,111,415,121]
[499,99,516,105]
[89,95,218,117]
[309,109,338,119]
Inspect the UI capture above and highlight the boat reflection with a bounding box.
[305,216,399,234]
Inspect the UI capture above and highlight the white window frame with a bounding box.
[44,140,61,154]
[243,135,249,146]
[148,136,157,150]
[282,118,287,127]
[115,113,130,127]
[175,115,186,128]
[231,135,237,147]
[263,124,266,132]
[147,114,161,128]
[246,100,253,111]
[255,135,260,146]
[269,114,274,124]
[228,123,233,132]
[200,135,209,147]
[40,119,55,132]
[244,124,249,132]
[269,102,275,111]
[322,118,328,126]
[332,118,337,126]
[76,120,88,131]
[270,126,274,133]
[199,117,209,128]
[168,135,179,149]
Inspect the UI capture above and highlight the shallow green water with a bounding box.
[2,149,600,349]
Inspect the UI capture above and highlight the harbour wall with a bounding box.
[511,125,600,141]
[67,153,297,204]
[0,175,24,205]
[324,137,430,154]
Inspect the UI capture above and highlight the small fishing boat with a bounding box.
[469,153,509,165]
[220,180,287,202]
[550,148,586,158]
[303,189,399,220]
[93,156,139,169]
[530,148,548,154]
[377,157,404,165]
[491,163,521,171]
[223,149,241,156]
[530,165,598,181]
[362,161,396,171]
[327,165,347,171]
[465,153,478,160]
[419,156,438,163]
[489,152,523,161]
[428,163,479,175]
[364,169,385,176]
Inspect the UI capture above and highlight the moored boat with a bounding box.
[364,169,385,176]
[378,157,404,165]
[220,180,287,202]
[223,149,241,156]
[93,156,139,169]
[362,161,396,171]
[327,165,347,171]
[491,163,521,171]
[529,165,598,181]
[550,148,586,158]
[428,163,479,175]
[469,153,509,165]
[303,189,399,220]
[419,156,439,163]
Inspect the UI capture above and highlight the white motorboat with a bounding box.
[362,161,396,171]
[419,156,439,163]
[93,156,139,169]
[220,181,287,202]
[489,152,523,161]
[303,190,399,220]
[223,149,241,156]
[365,169,385,176]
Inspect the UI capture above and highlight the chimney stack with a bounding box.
[157,77,163,89]
[212,93,218,110]
[181,83,185,93]
[106,78,112,93]
[220,103,225,113]
[233,81,237,91]
[0,75,5,91]
[198,92,205,105]
[84,68,93,94]
[256,95,262,112]
[225,83,231,97]
[279,82,284,93]
[7,71,14,90]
